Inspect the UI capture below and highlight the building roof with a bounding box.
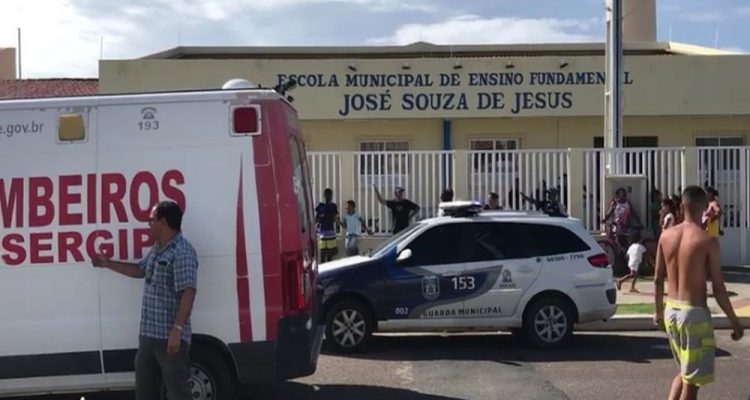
[140,41,743,60]
[0,78,99,99]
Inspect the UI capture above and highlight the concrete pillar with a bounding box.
[453,150,470,200]
[623,0,657,42]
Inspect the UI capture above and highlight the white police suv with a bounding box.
[318,202,617,352]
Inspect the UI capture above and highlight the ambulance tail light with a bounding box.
[588,253,610,268]
[282,251,306,315]
[231,105,261,136]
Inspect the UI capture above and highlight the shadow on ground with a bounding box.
[323,332,732,365]
[248,383,463,400]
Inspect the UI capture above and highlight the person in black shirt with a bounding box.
[374,185,420,234]
[315,188,339,263]
[521,188,567,217]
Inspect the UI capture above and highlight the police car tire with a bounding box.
[522,297,574,349]
[324,299,373,353]
[164,345,239,400]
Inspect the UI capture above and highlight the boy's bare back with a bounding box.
[658,222,717,307]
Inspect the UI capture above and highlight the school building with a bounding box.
[96,3,750,264]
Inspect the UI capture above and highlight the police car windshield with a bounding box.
[371,222,424,257]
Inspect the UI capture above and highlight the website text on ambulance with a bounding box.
[0,121,45,138]
[1,170,185,266]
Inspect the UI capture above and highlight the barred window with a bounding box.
[359,141,410,175]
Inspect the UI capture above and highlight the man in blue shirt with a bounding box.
[92,201,198,400]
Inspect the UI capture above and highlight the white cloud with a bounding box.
[0,0,139,78]
[149,0,435,20]
[721,47,746,54]
[369,15,599,45]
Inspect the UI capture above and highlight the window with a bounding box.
[522,223,590,256]
[696,136,746,175]
[290,137,311,233]
[359,140,410,175]
[695,136,745,147]
[593,136,658,148]
[470,138,519,173]
[402,224,465,267]
[463,222,532,262]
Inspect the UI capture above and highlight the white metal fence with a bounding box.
[307,147,750,236]
[355,151,453,234]
[469,149,570,212]
[308,152,342,208]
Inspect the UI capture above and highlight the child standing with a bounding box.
[338,200,373,257]
[617,233,646,293]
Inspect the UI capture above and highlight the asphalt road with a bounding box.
[24,331,750,400]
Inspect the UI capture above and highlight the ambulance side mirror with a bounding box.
[397,249,412,263]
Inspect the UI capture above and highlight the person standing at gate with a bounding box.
[373,185,420,234]
[438,188,454,216]
[483,192,503,210]
[315,188,339,263]
[703,188,722,239]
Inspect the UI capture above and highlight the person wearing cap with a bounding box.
[373,185,420,234]
[483,192,502,210]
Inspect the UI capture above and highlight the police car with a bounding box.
[318,201,616,352]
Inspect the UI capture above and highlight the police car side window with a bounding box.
[523,224,590,256]
[457,222,532,262]
[401,224,463,267]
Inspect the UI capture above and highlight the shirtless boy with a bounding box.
[654,186,743,400]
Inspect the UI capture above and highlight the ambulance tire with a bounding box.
[522,296,574,350]
[161,345,238,400]
[324,299,373,354]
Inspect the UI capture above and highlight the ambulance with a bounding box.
[0,79,323,399]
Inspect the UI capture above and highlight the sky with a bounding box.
[0,0,748,78]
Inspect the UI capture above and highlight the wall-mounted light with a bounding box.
[559,60,569,69]
[402,62,411,70]
[453,61,462,70]
[505,61,515,69]
[348,63,357,72]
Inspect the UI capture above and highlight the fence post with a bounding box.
[454,150,470,201]
[682,147,699,188]
[568,148,584,220]
[339,152,356,203]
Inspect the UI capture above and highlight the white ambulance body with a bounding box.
[0,82,323,399]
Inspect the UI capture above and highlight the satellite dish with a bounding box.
[222,79,257,90]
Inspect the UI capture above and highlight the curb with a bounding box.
[577,315,750,332]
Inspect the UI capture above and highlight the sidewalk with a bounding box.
[578,266,750,331]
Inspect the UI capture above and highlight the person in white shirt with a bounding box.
[617,233,647,293]
[338,200,373,256]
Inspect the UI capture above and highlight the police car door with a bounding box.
[462,222,543,319]
[382,222,468,329]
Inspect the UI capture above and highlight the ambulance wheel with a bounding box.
[161,345,238,400]
[325,299,373,353]
[522,297,574,349]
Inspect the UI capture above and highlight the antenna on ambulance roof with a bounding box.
[273,77,297,102]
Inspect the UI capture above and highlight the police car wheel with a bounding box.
[325,300,373,353]
[523,297,573,349]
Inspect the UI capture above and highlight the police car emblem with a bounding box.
[501,269,512,283]
[422,276,440,301]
